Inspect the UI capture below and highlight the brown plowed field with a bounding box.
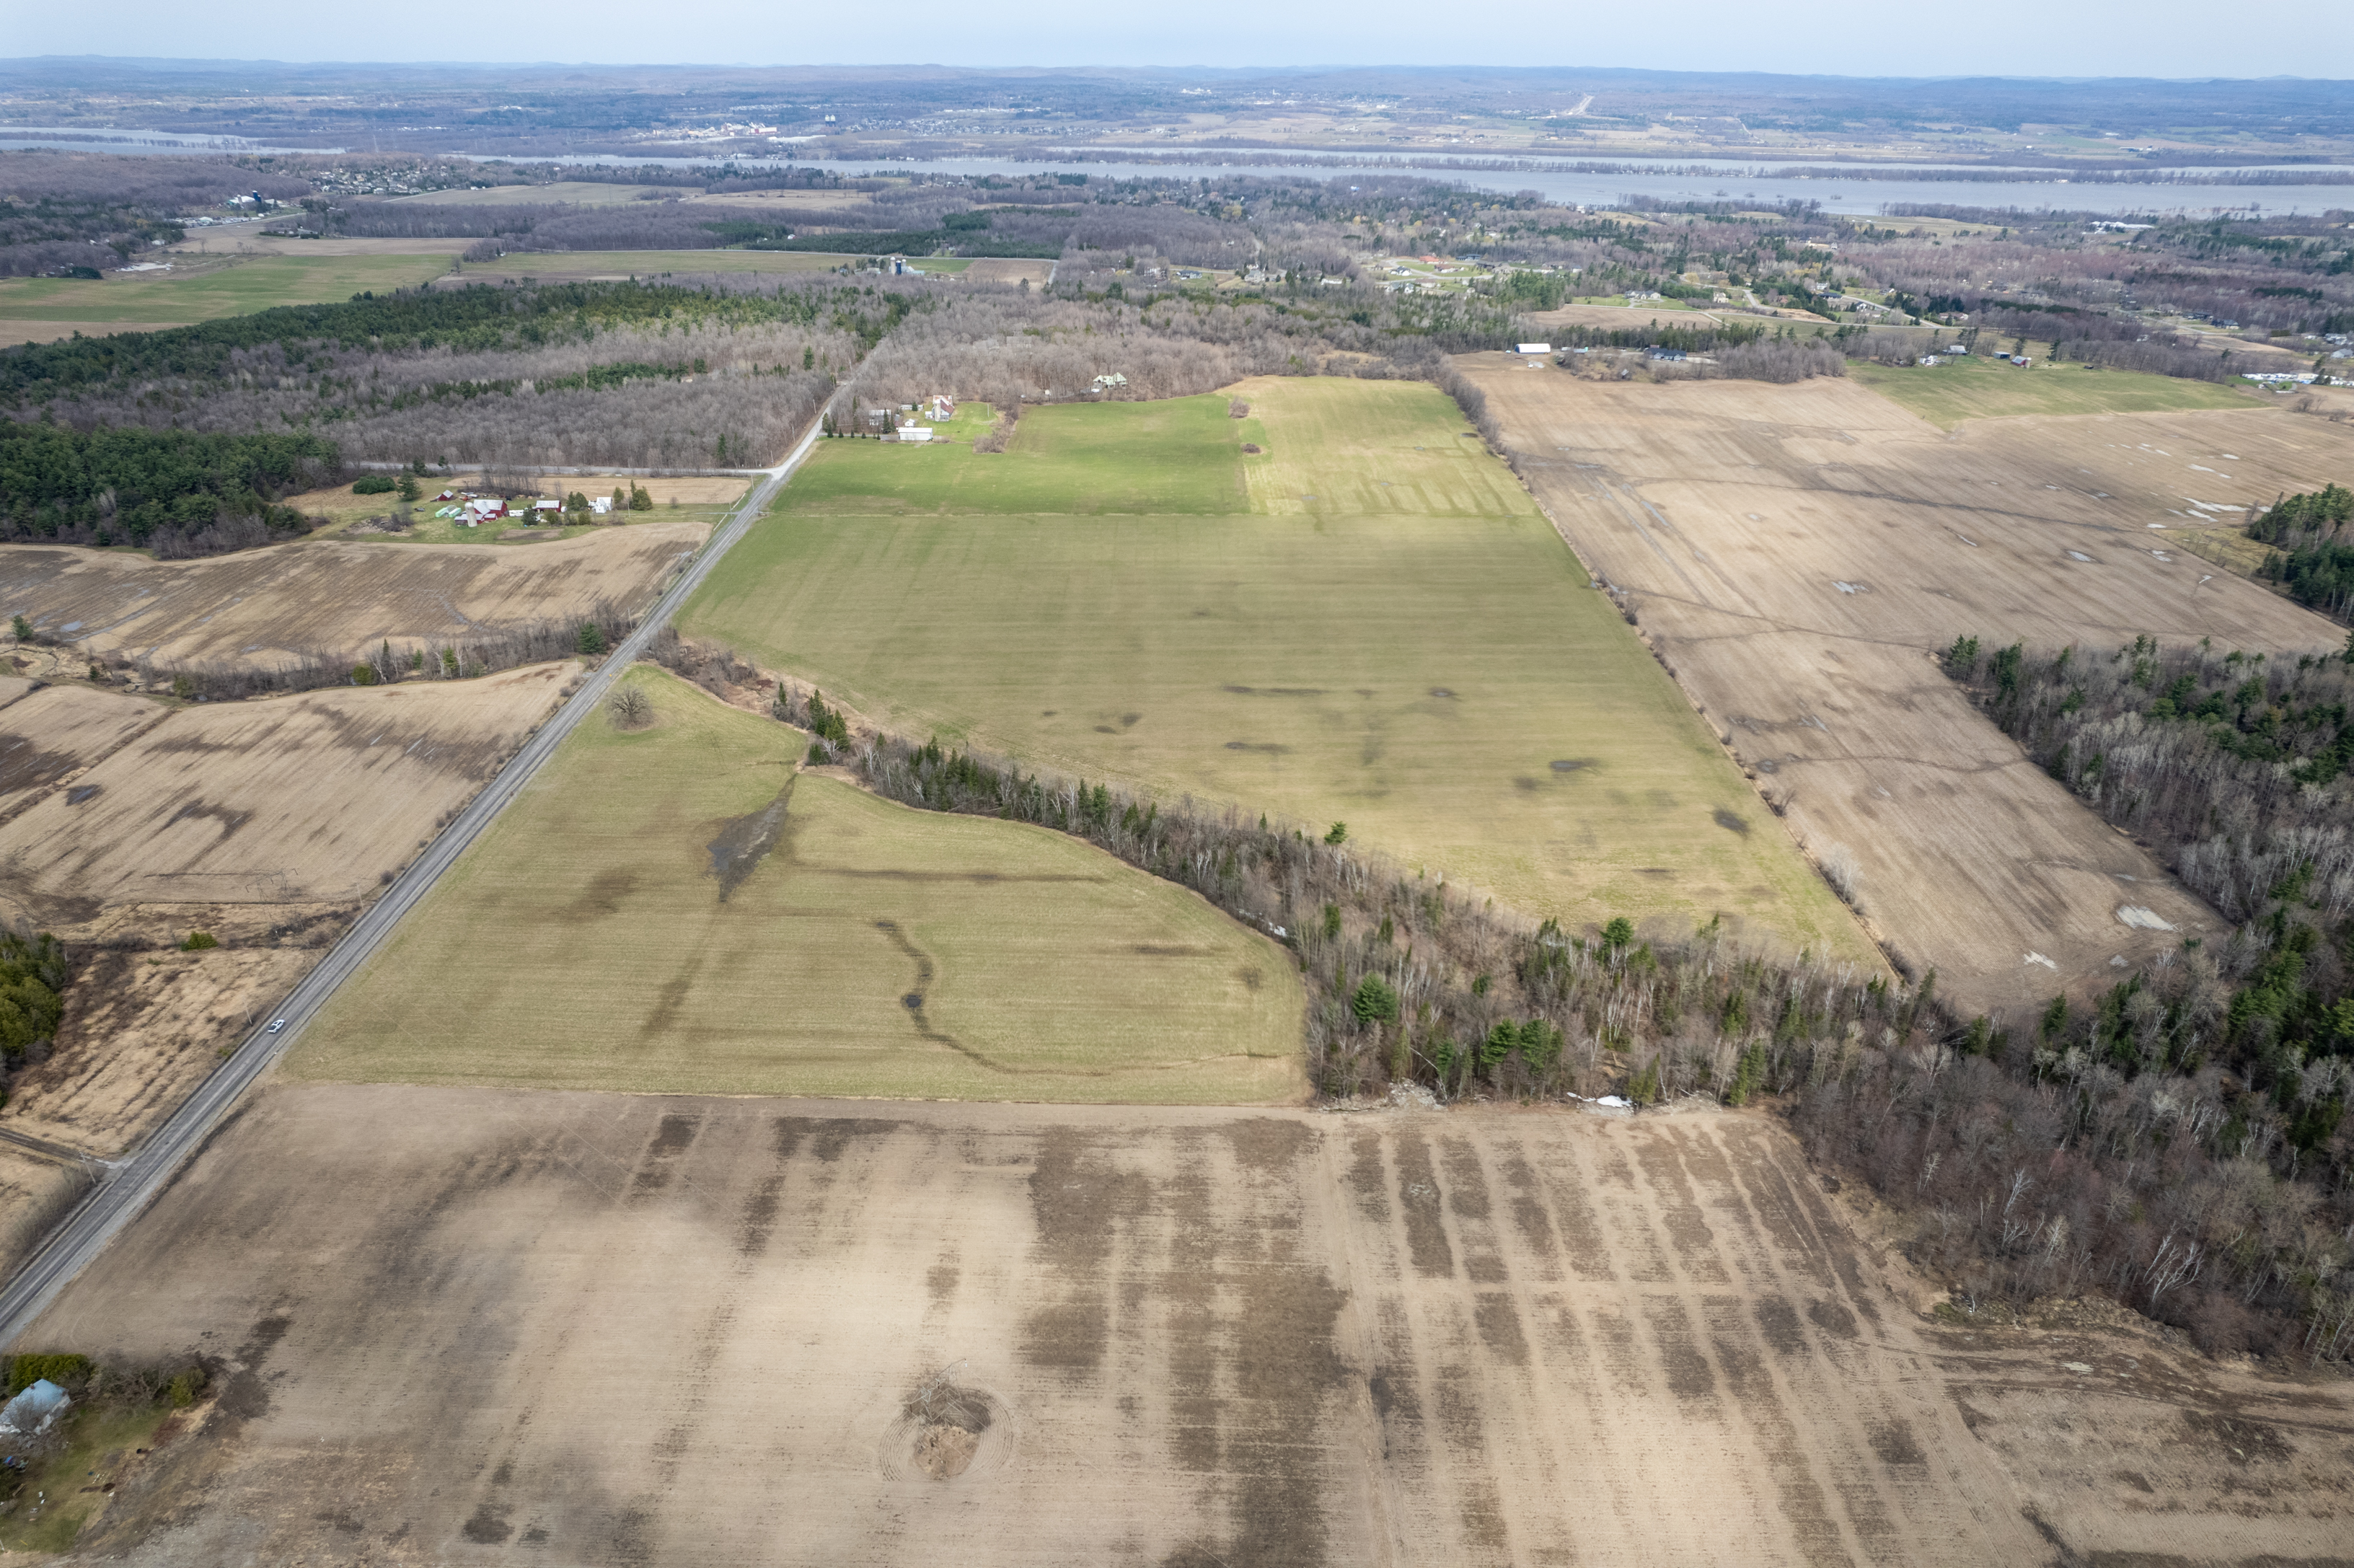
[0,664,571,924]
[24,1085,2239,1568]
[0,521,703,673]
[1457,361,2354,1018]
[0,680,164,819]
[0,666,573,1190]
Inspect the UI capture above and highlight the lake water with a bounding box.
[9,127,2347,218]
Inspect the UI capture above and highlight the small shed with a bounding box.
[0,1380,69,1436]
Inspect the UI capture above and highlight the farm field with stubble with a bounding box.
[1459,356,2354,1016]
[30,1085,2342,1567]
[290,666,1303,1102]
[681,376,1878,963]
[0,518,705,673]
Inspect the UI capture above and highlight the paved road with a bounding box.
[0,420,824,1344]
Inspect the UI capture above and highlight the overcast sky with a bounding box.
[6,0,2350,81]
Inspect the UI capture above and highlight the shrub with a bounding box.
[349,663,376,686]
[351,474,395,495]
[1323,822,1348,846]
[167,1366,208,1408]
[180,930,218,951]
[6,1354,92,1396]
[1819,843,1863,909]
[577,622,607,657]
[9,614,29,643]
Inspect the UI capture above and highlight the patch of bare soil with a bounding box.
[1459,360,2354,1018]
[19,1088,2184,1567]
[0,521,703,675]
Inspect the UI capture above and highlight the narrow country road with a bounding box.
[0,420,825,1344]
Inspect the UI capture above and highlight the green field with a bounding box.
[1851,353,2255,428]
[0,254,454,327]
[291,667,1304,1101]
[682,376,1877,961]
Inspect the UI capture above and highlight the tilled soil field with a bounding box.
[0,664,573,925]
[0,521,704,675]
[0,679,164,817]
[9,1086,2204,1568]
[1457,362,2354,1018]
[0,666,574,1233]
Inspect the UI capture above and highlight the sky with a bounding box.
[3,0,2350,79]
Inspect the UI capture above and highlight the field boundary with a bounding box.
[0,418,826,1344]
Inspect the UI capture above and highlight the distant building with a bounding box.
[894,423,933,442]
[1516,343,1553,356]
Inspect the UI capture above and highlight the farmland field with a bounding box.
[0,664,573,1194]
[0,253,457,343]
[0,520,704,674]
[682,376,1877,962]
[443,249,955,286]
[30,1085,2344,1567]
[1850,353,2255,428]
[1460,358,2354,1015]
[290,666,1303,1103]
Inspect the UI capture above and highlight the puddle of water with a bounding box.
[706,779,795,902]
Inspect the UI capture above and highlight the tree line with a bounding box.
[115,606,638,702]
[2250,485,2354,620]
[0,930,68,1074]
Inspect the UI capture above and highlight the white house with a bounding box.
[895,423,934,442]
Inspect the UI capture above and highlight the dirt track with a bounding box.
[7,1086,2172,1567]
[1459,363,2354,1018]
[0,521,704,674]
